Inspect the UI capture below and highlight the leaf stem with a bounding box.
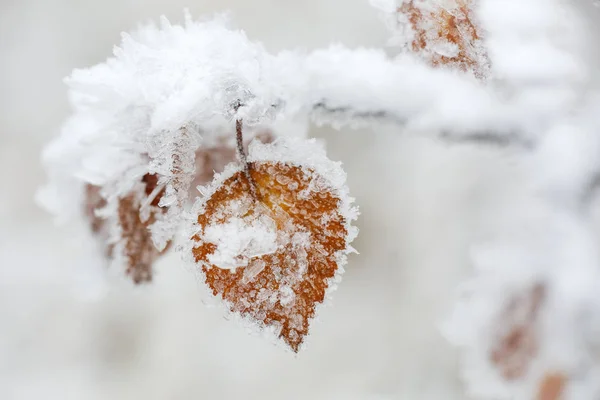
[236,118,258,199]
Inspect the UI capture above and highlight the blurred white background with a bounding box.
[0,0,518,399]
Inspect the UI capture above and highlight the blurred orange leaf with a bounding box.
[398,0,489,78]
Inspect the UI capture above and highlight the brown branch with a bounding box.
[235,118,257,199]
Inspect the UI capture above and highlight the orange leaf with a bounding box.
[398,0,489,78]
[190,140,356,351]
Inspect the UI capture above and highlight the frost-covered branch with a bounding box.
[311,99,528,148]
[37,0,600,397]
[302,45,524,144]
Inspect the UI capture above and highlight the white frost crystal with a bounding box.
[204,213,279,270]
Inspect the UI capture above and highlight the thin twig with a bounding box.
[235,98,528,149]
[312,100,530,149]
[312,101,399,123]
[235,118,258,199]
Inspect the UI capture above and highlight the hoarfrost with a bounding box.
[204,213,278,270]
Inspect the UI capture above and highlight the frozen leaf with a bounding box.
[188,138,357,351]
[397,0,489,78]
[86,174,170,283]
[117,173,170,284]
[490,283,545,380]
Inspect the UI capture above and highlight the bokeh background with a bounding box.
[0,0,517,399]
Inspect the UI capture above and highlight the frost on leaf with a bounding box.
[84,174,169,284]
[397,0,489,78]
[116,174,169,284]
[189,138,357,352]
[490,283,546,380]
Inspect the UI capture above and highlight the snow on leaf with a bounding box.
[85,173,170,284]
[188,138,358,352]
[116,173,170,284]
[396,0,490,78]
